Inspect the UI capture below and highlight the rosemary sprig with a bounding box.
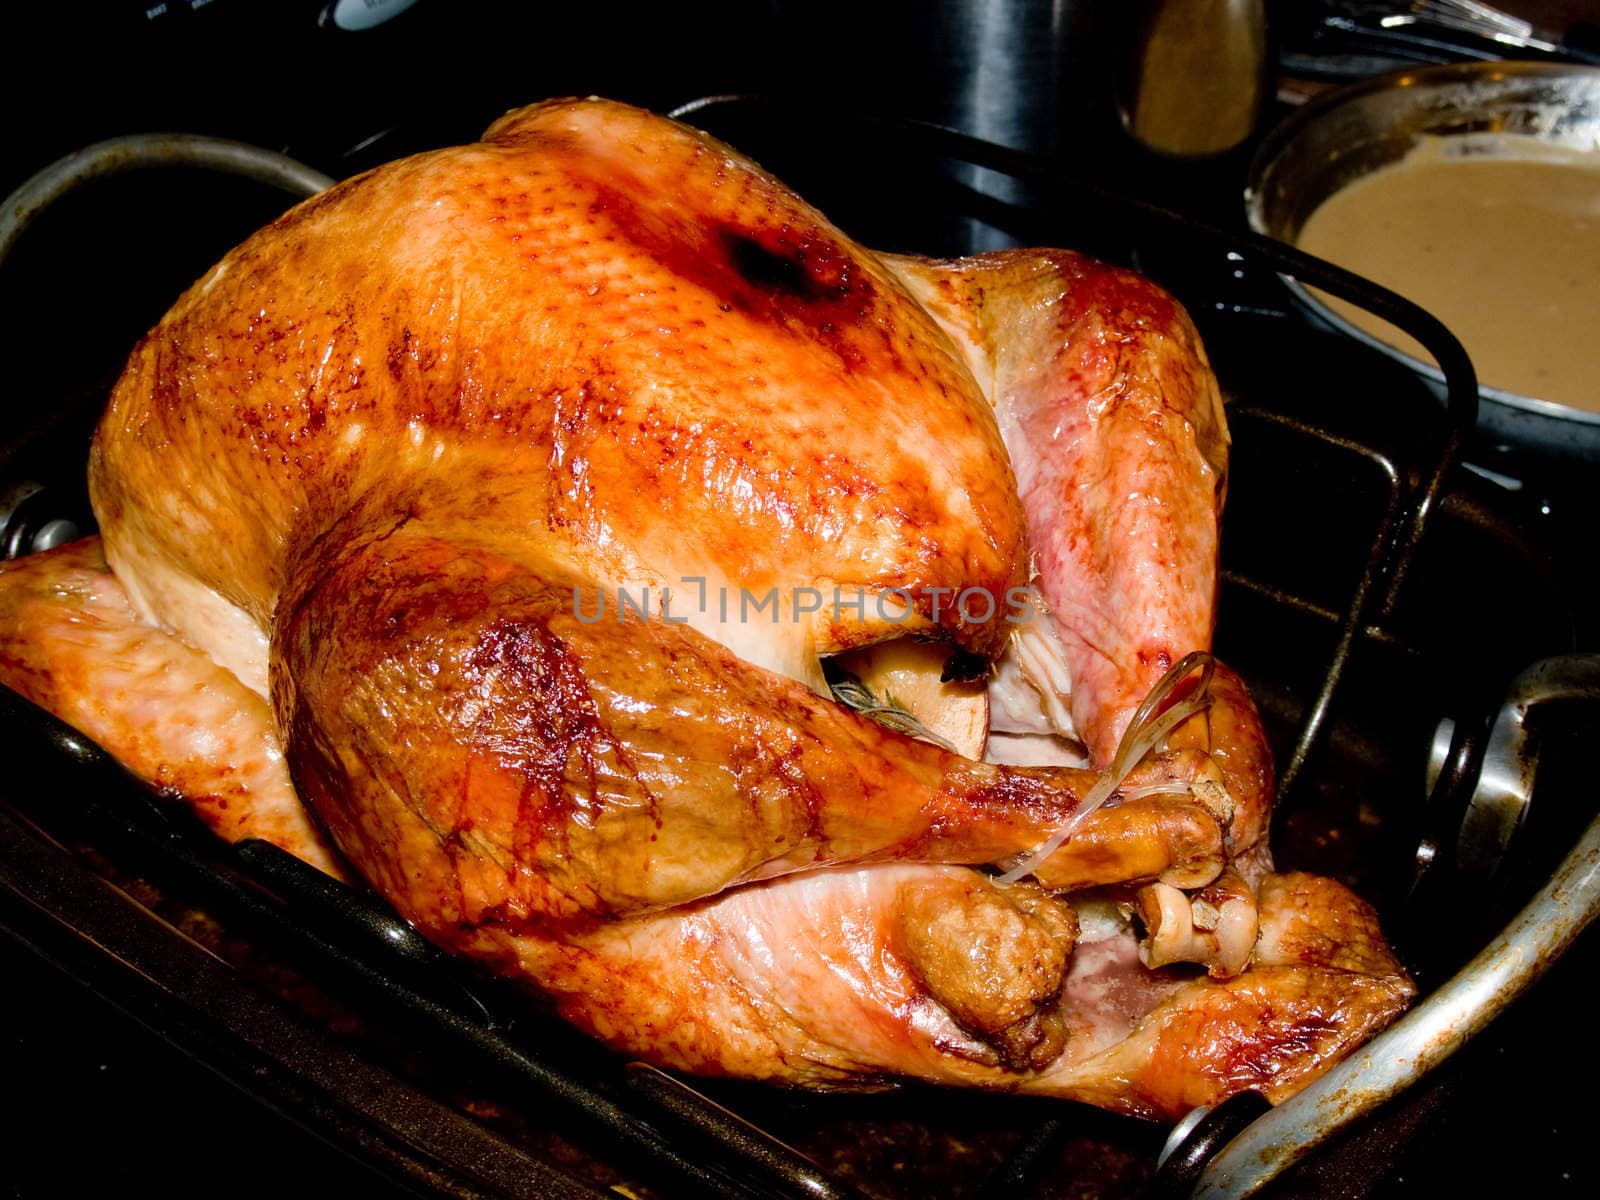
[828,672,958,753]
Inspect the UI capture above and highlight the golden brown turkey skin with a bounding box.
[276,526,1236,926]
[0,97,1412,1117]
[0,540,342,876]
[90,98,1028,698]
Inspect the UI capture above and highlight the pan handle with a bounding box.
[1192,652,1600,1198]
[0,132,332,272]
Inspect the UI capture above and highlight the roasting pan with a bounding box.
[3,93,1599,1199]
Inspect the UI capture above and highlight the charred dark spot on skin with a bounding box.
[941,647,992,684]
[723,231,847,303]
[554,166,880,366]
[988,1010,1070,1072]
[1138,648,1174,672]
[462,616,613,815]
[702,224,874,369]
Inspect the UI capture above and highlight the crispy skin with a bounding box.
[90,98,1028,698]
[0,540,342,875]
[275,526,1224,921]
[0,98,1409,1114]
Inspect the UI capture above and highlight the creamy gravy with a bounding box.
[1296,135,1600,413]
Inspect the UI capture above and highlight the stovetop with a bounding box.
[4,6,1600,1199]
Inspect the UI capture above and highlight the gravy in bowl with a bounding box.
[1296,134,1600,414]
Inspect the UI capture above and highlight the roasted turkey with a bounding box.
[0,98,1410,1120]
